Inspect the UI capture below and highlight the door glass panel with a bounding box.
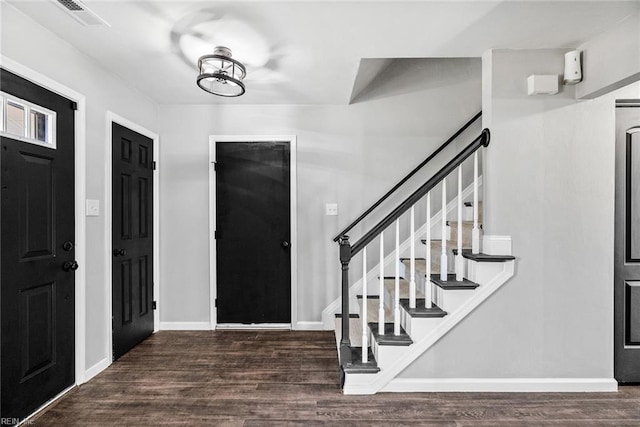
[30,109,49,143]
[7,101,26,136]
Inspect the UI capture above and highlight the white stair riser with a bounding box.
[466,260,504,285]
[402,316,441,340]
[439,288,476,313]
[371,340,409,367]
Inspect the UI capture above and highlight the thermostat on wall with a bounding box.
[527,74,559,95]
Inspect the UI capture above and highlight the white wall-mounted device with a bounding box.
[563,50,582,85]
[527,75,559,95]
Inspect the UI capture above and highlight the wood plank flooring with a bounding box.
[31,331,640,426]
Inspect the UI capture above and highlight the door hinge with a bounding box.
[71,101,78,111]
[215,298,217,308]
[152,161,157,170]
[152,300,157,310]
[214,230,217,239]
[213,161,218,171]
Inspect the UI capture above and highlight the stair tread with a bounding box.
[452,248,516,262]
[399,299,447,318]
[342,347,380,374]
[368,322,413,346]
[430,274,480,290]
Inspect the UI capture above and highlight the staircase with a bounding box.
[327,113,517,394]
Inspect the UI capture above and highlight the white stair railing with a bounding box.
[440,178,448,281]
[456,165,464,281]
[472,152,480,254]
[425,192,432,308]
[394,219,401,336]
[409,206,416,309]
[362,246,368,363]
[378,232,385,335]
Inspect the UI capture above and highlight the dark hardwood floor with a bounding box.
[31,331,640,426]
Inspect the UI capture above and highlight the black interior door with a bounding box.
[615,101,640,382]
[112,123,154,360]
[216,141,291,324]
[0,69,76,423]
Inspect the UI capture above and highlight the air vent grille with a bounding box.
[57,0,83,11]
[53,0,110,26]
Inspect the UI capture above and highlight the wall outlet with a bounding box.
[86,199,100,216]
[325,203,338,216]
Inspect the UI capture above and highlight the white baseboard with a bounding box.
[382,378,618,393]
[295,321,325,331]
[83,357,111,383]
[159,321,212,331]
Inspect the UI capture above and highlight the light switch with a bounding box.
[325,203,338,216]
[86,199,100,217]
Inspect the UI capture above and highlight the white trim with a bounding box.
[321,177,482,328]
[159,322,213,331]
[105,112,160,369]
[83,357,111,383]
[295,321,325,331]
[208,135,298,330]
[382,378,618,393]
[216,323,292,330]
[0,55,88,386]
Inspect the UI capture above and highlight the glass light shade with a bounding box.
[197,46,246,97]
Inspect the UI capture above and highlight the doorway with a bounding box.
[0,68,76,423]
[209,136,297,328]
[111,122,155,359]
[615,100,640,382]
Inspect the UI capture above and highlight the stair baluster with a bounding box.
[456,165,464,281]
[409,206,416,309]
[378,232,385,335]
[425,192,432,309]
[472,152,480,254]
[394,219,401,336]
[362,246,368,364]
[440,178,448,281]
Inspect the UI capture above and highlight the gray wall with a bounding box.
[157,59,482,327]
[1,4,158,370]
[400,48,640,379]
[576,10,640,99]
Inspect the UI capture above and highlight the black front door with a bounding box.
[0,69,76,423]
[615,101,640,382]
[216,141,291,324]
[112,123,154,359]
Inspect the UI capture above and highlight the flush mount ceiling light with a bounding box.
[197,46,246,97]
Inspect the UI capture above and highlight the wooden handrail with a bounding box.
[333,112,482,242]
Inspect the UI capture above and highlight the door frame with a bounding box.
[0,56,88,385]
[105,112,160,362]
[208,135,298,330]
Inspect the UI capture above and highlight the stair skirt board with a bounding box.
[342,259,515,395]
[321,177,483,328]
[381,378,618,393]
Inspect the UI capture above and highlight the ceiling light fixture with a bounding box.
[197,46,246,97]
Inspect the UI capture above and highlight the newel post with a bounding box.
[339,235,352,369]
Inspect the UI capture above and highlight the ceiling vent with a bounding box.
[54,0,110,26]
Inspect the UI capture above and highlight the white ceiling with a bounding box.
[7,0,640,105]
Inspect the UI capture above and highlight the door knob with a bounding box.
[113,248,127,257]
[281,241,290,248]
[63,261,79,272]
[62,241,74,251]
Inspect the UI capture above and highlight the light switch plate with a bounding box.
[325,203,338,216]
[86,199,100,216]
